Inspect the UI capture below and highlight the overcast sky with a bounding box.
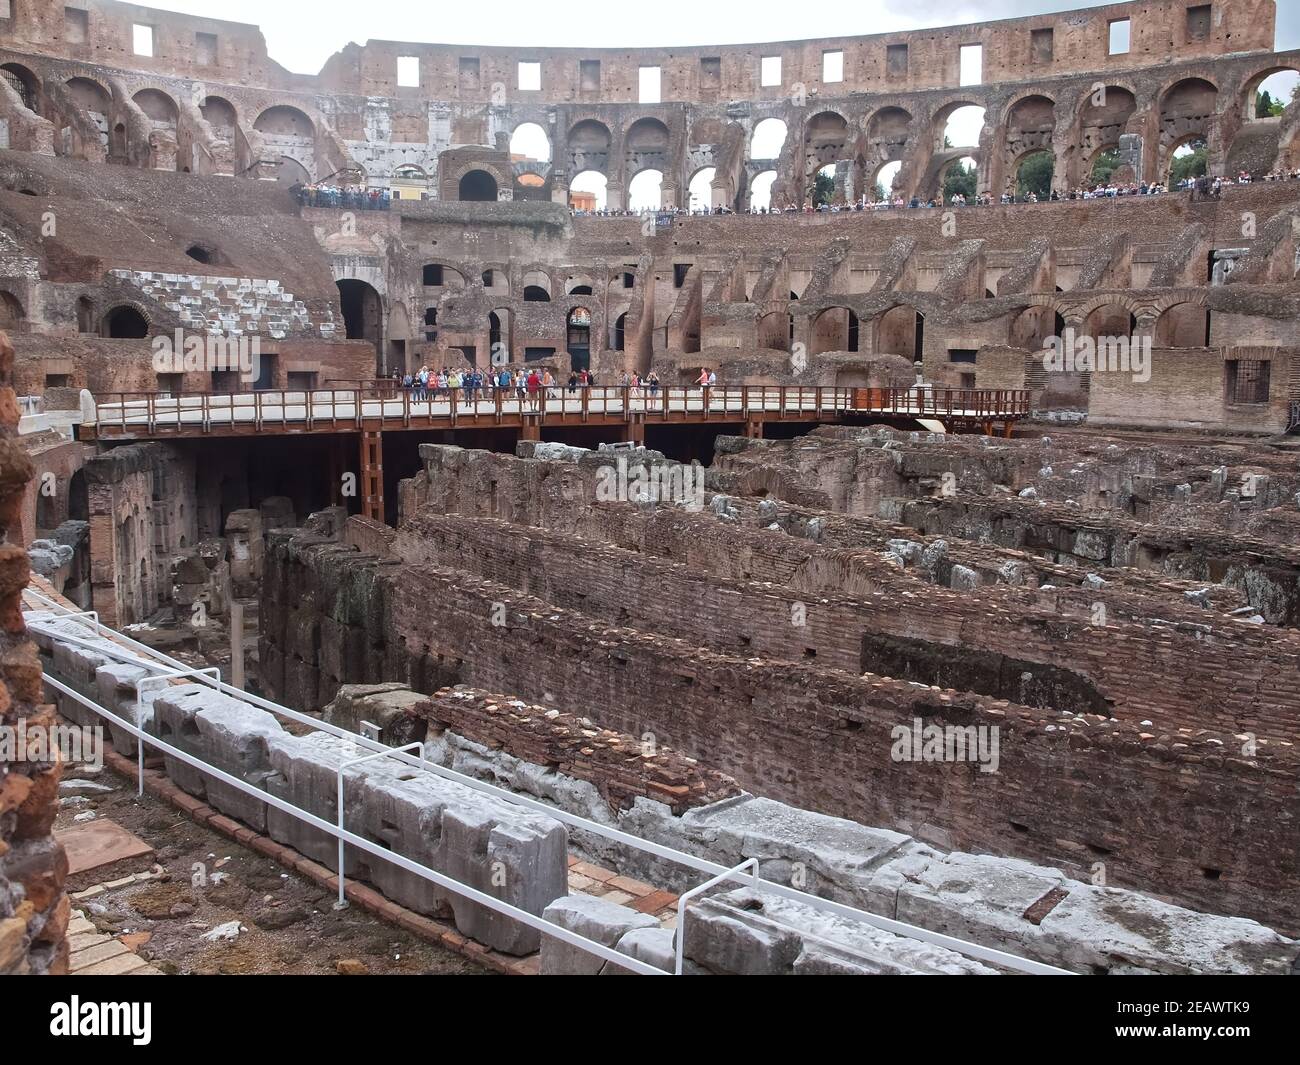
[142,0,1299,75]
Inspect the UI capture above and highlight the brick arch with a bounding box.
[566,117,612,176]
[1154,298,1212,346]
[132,87,179,124]
[253,104,315,137]
[929,97,990,148]
[99,300,152,339]
[200,94,239,130]
[1070,293,1141,320]
[0,289,25,329]
[999,90,1058,127]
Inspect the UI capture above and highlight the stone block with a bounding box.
[539,893,658,975]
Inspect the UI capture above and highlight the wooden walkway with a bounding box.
[83,384,1031,441]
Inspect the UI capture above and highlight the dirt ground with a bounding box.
[58,762,489,976]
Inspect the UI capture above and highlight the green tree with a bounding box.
[811,169,834,207]
[1091,148,1121,184]
[1256,90,1284,118]
[943,160,977,202]
[1016,151,1054,199]
[1170,139,1208,184]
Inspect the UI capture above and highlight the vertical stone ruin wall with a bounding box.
[0,329,67,975]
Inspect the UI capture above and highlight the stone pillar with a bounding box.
[1117,133,1144,185]
[0,329,67,975]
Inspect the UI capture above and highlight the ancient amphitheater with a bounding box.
[1,0,1299,988]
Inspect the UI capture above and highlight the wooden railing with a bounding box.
[85,384,1032,438]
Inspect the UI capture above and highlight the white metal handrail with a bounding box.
[23,587,1068,975]
[41,670,667,976]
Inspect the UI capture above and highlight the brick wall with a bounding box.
[416,687,741,815]
[259,526,1300,933]
[0,329,67,974]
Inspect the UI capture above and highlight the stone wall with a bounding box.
[259,516,1300,934]
[83,441,196,628]
[0,329,66,975]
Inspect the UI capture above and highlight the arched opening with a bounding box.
[1083,303,1136,341]
[272,156,310,185]
[522,270,552,302]
[566,277,594,295]
[612,312,627,352]
[756,311,790,351]
[567,119,612,176]
[488,309,512,362]
[813,162,838,206]
[510,122,551,162]
[65,77,111,147]
[804,111,849,202]
[812,307,859,354]
[459,169,498,201]
[569,169,607,211]
[186,245,213,264]
[567,307,592,372]
[749,169,777,211]
[0,63,39,113]
[875,305,923,361]
[628,169,664,212]
[1155,302,1210,347]
[1004,95,1056,189]
[101,305,148,339]
[0,291,24,330]
[253,105,314,138]
[688,167,716,211]
[750,118,788,160]
[336,279,383,364]
[1159,79,1217,173]
[133,89,178,128]
[1015,150,1055,199]
[1170,137,1208,185]
[625,118,670,183]
[940,104,986,151]
[942,156,978,202]
[392,164,428,201]
[422,264,464,289]
[200,95,237,136]
[873,160,902,201]
[1078,86,1136,181]
[1010,305,1064,350]
[1247,69,1300,121]
[866,107,912,172]
[514,171,547,200]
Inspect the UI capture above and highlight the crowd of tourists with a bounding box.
[291,183,392,210]
[569,166,1300,216]
[388,365,715,405]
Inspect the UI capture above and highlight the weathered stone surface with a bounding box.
[539,893,658,975]
[684,887,995,975]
